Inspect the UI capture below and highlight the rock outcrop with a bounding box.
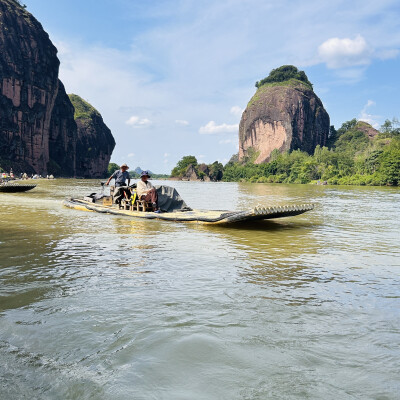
[177,162,223,181]
[69,94,115,178]
[0,0,115,176]
[354,121,379,139]
[238,67,330,164]
[48,80,78,177]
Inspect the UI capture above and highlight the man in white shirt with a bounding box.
[136,171,159,212]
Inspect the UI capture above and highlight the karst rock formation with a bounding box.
[0,0,115,176]
[238,66,330,164]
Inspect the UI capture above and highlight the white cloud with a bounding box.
[199,121,238,134]
[164,153,170,157]
[127,153,135,157]
[175,119,189,125]
[230,106,243,117]
[318,35,373,68]
[126,116,152,127]
[359,100,380,127]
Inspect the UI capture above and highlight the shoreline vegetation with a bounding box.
[223,119,399,187]
[163,117,399,187]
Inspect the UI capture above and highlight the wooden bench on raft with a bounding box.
[136,200,153,212]
[119,198,153,212]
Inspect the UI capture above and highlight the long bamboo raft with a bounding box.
[63,197,314,225]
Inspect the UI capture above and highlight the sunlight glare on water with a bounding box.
[0,179,399,399]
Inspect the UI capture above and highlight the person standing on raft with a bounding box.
[105,163,131,203]
[137,171,159,212]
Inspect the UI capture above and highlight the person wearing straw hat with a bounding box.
[137,170,159,212]
[106,163,131,204]
[106,163,131,187]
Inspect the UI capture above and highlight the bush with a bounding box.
[171,156,198,177]
[255,65,313,89]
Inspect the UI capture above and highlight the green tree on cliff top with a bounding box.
[255,65,313,89]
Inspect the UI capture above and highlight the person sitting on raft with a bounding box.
[137,170,160,212]
[105,163,131,204]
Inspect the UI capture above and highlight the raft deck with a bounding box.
[63,198,314,225]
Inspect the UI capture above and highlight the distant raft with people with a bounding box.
[63,185,314,225]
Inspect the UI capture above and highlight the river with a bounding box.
[0,179,399,399]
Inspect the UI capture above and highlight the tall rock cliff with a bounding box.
[0,0,115,176]
[69,94,115,178]
[239,66,330,164]
[0,0,60,174]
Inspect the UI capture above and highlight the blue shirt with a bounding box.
[112,170,130,187]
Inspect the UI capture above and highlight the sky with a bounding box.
[24,0,400,173]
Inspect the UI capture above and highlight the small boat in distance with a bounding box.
[0,183,37,193]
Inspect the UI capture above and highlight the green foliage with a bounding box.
[334,128,369,155]
[379,118,400,139]
[107,162,120,176]
[248,78,312,108]
[151,173,170,179]
[379,140,400,185]
[171,156,224,181]
[255,65,313,89]
[209,161,224,181]
[326,125,338,149]
[171,155,198,177]
[223,118,400,187]
[241,147,260,164]
[68,94,100,120]
[337,118,358,136]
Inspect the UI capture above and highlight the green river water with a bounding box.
[0,179,399,399]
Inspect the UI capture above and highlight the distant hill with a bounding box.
[134,167,154,176]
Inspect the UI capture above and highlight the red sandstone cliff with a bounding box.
[0,0,115,176]
[238,80,330,163]
[0,0,60,173]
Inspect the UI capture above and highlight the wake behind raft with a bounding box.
[63,185,314,225]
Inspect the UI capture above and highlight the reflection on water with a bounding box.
[1,179,400,399]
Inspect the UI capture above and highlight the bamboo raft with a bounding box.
[63,197,314,225]
[0,183,37,193]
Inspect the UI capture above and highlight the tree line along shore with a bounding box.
[113,117,398,187]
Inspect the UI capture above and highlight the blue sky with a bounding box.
[25,0,400,173]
